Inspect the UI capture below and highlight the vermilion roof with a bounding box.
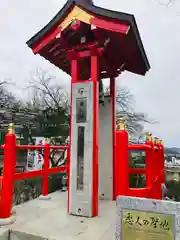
[27,0,150,78]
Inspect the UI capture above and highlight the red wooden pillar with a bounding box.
[115,118,129,198]
[91,51,99,217]
[110,77,116,200]
[68,47,101,217]
[71,58,79,83]
[68,51,80,212]
[0,124,16,218]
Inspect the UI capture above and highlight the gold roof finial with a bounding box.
[146,132,152,142]
[8,123,15,134]
[117,117,125,130]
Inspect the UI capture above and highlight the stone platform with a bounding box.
[1,191,116,240]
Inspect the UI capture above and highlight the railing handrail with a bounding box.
[115,127,165,200]
[0,133,70,219]
[0,144,70,150]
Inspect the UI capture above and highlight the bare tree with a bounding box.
[116,86,156,137]
[27,69,69,111]
[157,0,174,6]
[22,69,70,167]
[0,80,21,110]
[22,69,156,165]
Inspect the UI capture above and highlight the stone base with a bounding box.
[0,215,16,226]
[39,195,51,200]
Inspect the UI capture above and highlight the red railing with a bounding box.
[0,131,70,219]
[115,128,165,200]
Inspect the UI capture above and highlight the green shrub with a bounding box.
[13,173,66,206]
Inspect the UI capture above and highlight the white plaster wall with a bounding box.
[99,96,113,200]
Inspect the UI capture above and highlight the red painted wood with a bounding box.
[67,42,100,55]
[0,133,16,218]
[78,50,91,58]
[145,140,155,195]
[14,166,67,181]
[76,48,103,58]
[71,59,79,83]
[14,170,44,180]
[153,143,162,199]
[110,77,116,200]
[50,146,69,149]
[68,79,73,213]
[90,18,129,34]
[0,130,69,219]
[42,143,50,196]
[115,130,129,197]
[16,145,69,150]
[128,144,151,151]
[129,168,146,175]
[91,54,99,217]
[68,56,80,211]
[32,27,61,54]
[160,143,165,184]
[67,146,70,213]
[47,166,67,174]
[128,187,149,198]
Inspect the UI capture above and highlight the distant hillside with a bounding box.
[165,147,180,155]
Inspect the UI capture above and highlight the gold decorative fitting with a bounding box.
[117,117,125,130]
[45,138,49,144]
[153,137,159,144]
[8,123,15,134]
[159,139,163,145]
[146,132,152,142]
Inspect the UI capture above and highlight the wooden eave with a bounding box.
[26,0,150,78]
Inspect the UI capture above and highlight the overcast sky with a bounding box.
[1,0,180,146]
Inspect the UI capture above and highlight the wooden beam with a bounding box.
[92,29,125,76]
[32,27,61,54]
[90,18,130,35]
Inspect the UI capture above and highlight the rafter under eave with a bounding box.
[32,5,130,55]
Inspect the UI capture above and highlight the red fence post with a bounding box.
[153,137,162,199]
[145,133,155,198]
[159,140,165,184]
[0,124,16,219]
[42,140,50,197]
[115,118,129,198]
